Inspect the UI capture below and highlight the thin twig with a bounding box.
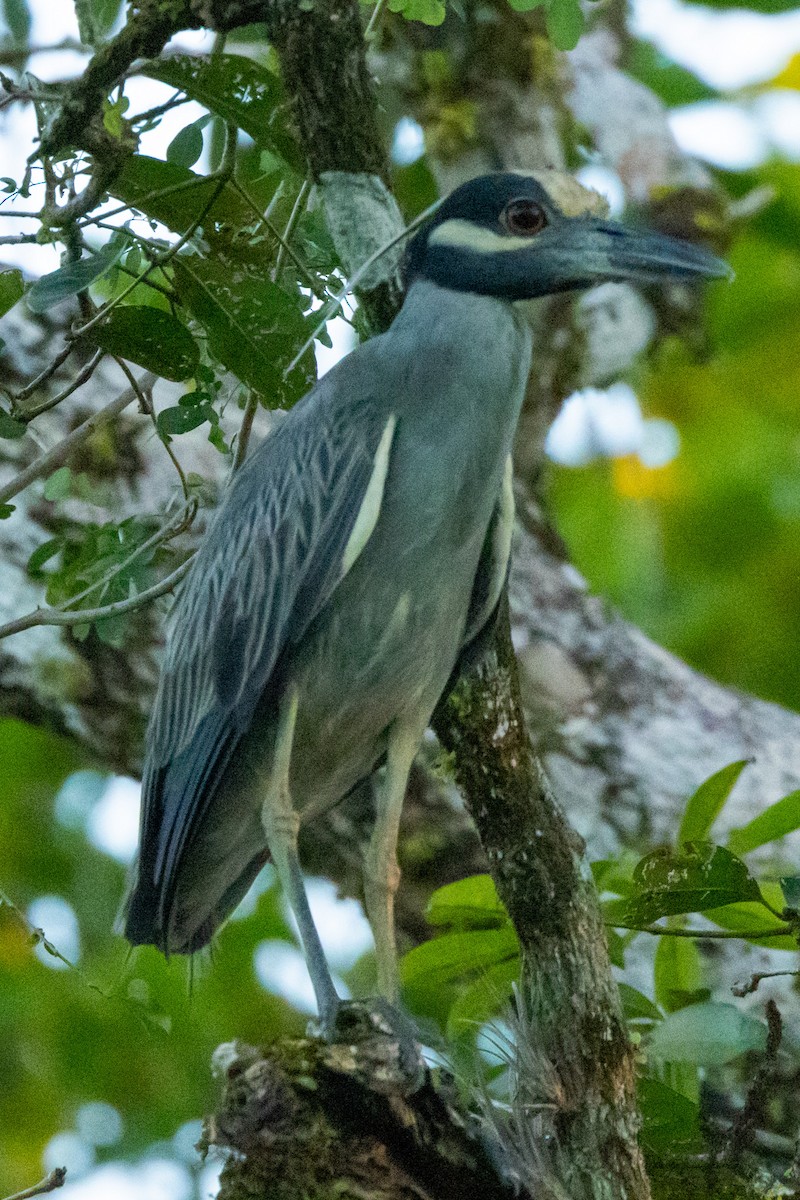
[721,999,782,1169]
[365,0,388,39]
[69,125,237,342]
[283,196,444,377]
[608,921,796,940]
[132,95,190,127]
[12,342,76,406]
[114,258,175,299]
[233,391,259,471]
[113,356,190,499]
[273,178,309,281]
[0,556,193,641]
[2,1166,67,1200]
[732,969,800,998]
[19,349,105,421]
[232,178,326,299]
[77,171,228,230]
[0,374,154,506]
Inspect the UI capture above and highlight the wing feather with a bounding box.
[127,392,394,950]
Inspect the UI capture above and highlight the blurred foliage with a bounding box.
[401,763,800,1182]
[550,168,800,709]
[2,0,800,1193]
[0,719,374,1194]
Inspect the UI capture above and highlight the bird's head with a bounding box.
[404,170,731,299]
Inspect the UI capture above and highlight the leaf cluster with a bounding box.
[399,761,800,1176]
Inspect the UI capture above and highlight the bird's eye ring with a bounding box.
[502,198,548,237]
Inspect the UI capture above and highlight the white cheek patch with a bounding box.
[430,220,537,255]
[342,414,397,575]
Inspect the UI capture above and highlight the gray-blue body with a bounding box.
[125,170,729,1028]
[130,283,528,953]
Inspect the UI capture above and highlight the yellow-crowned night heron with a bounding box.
[125,170,728,1033]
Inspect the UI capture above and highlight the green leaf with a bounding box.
[623,843,763,925]
[678,760,751,845]
[446,957,520,1039]
[1,0,31,44]
[166,121,206,170]
[545,0,583,50]
[157,403,214,437]
[401,926,519,1024]
[426,874,508,931]
[683,0,799,11]
[727,789,800,856]
[619,983,662,1024]
[388,0,447,24]
[87,307,199,381]
[402,926,520,984]
[780,876,800,908]
[647,1002,767,1066]
[102,95,130,139]
[0,503,15,518]
[172,257,315,404]
[75,0,123,44]
[27,244,123,313]
[0,409,26,439]
[506,0,545,10]
[111,155,246,232]
[638,1077,703,1157]
[626,41,717,108]
[142,55,301,169]
[0,269,23,317]
[592,851,640,897]
[654,932,701,1013]
[606,927,626,969]
[27,538,62,577]
[705,888,795,950]
[43,467,72,502]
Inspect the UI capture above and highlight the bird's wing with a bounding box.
[129,397,396,942]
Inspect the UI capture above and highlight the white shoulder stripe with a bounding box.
[342,414,397,575]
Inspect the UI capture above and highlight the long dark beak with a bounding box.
[516,218,733,298]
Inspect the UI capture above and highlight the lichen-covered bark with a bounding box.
[433,604,650,1200]
[206,1014,523,1200]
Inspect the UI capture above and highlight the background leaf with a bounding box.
[27,245,123,313]
[142,55,301,169]
[0,269,24,317]
[425,874,508,930]
[87,307,199,381]
[623,843,763,924]
[727,789,800,856]
[677,760,751,844]
[647,1002,768,1065]
[173,257,315,403]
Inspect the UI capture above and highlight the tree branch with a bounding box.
[0,375,151,507]
[207,1028,523,1200]
[2,1168,67,1200]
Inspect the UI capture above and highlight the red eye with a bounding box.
[502,198,548,237]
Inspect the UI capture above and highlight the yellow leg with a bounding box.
[362,723,419,1003]
[261,688,340,1032]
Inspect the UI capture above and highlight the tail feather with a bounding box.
[124,710,267,953]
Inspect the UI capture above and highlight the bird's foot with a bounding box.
[310,997,424,1088]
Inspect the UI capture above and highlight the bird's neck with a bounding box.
[391,280,533,428]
